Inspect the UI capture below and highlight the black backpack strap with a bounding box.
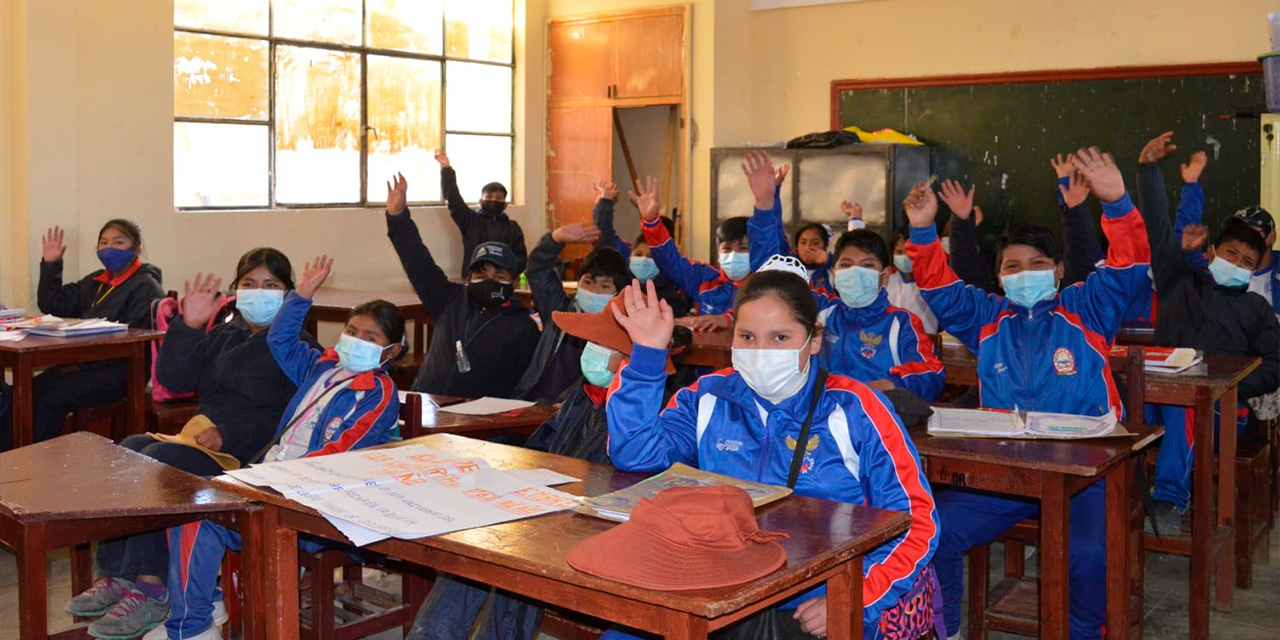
[786,369,830,489]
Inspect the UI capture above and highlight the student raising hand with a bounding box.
[433,148,450,168]
[1139,131,1177,164]
[594,180,619,202]
[1182,223,1209,252]
[1181,150,1208,184]
[1059,170,1090,209]
[1050,153,1075,179]
[741,151,777,210]
[612,280,674,350]
[841,200,863,220]
[774,163,790,187]
[903,182,938,228]
[182,272,225,329]
[41,226,67,263]
[386,172,408,216]
[629,176,661,221]
[938,180,976,220]
[551,223,602,245]
[296,255,333,300]
[1074,147,1126,203]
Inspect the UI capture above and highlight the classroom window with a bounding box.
[173,0,515,210]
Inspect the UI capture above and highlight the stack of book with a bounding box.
[1111,345,1203,375]
[12,316,128,338]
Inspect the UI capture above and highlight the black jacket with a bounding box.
[387,210,540,398]
[157,317,316,465]
[1138,162,1280,400]
[948,197,1102,293]
[525,381,611,463]
[442,166,527,277]
[38,259,164,328]
[511,233,588,402]
[947,214,999,294]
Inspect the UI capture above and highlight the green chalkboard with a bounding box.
[837,70,1266,245]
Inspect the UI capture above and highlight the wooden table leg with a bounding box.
[17,524,48,640]
[254,505,299,640]
[1040,472,1070,640]
[1214,386,1238,612]
[1190,390,1213,639]
[1105,460,1131,640]
[413,321,425,357]
[659,610,710,640]
[12,354,34,448]
[826,559,865,640]
[72,542,93,596]
[121,342,147,441]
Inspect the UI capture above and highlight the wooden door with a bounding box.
[614,14,684,100]
[548,106,613,260]
[548,20,614,104]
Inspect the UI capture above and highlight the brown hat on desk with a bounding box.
[566,486,788,591]
[552,292,680,374]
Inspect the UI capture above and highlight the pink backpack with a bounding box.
[150,295,235,403]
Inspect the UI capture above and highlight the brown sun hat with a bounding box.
[552,293,677,374]
[566,485,789,591]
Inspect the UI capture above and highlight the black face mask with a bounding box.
[479,200,507,215]
[467,279,512,309]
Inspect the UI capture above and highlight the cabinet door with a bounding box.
[549,20,614,104]
[614,14,684,100]
[548,106,613,261]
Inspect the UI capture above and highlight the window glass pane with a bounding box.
[174,33,269,120]
[366,0,443,55]
[445,0,513,63]
[367,56,443,203]
[273,0,361,45]
[275,46,362,204]
[175,0,268,35]
[444,134,512,202]
[175,122,268,207]
[445,62,511,133]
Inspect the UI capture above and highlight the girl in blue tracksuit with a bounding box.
[904,147,1152,640]
[604,273,941,640]
[160,256,402,640]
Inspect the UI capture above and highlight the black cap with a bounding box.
[465,242,518,276]
[1223,206,1275,237]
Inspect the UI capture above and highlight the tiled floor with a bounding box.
[1,525,1276,639]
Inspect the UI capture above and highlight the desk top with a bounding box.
[910,423,1163,477]
[0,328,162,354]
[0,432,248,523]
[223,433,910,618]
[309,288,425,314]
[429,404,558,435]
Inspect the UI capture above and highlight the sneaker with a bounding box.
[66,577,134,617]
[140,599,227,640]
[87,589,170,640]
[1144,500,1185,537]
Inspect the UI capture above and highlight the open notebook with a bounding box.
[926,407,1125,440]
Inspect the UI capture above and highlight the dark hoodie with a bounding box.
[442,166,527,277]
[38,258,165,328]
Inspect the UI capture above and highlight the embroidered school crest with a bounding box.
[1053,347,1076,375]
[785,434,821,474]
[859,331,883,359]
[323,416,344,441]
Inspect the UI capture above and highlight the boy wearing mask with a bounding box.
[435,149,527,276]
[591,179,691,317]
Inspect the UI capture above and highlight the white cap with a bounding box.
[757,254,808,282]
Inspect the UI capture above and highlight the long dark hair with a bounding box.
[233,247,295,290]
[350,300,406,346]
[733,270,818,336]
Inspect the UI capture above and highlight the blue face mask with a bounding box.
[335,333,390,373]
[833,266,883,308]
[580,341,617,387]
[718,251,750,281]
[235,288,284,326]
[97,247,135,273]
[1208,256,1252,288]
[629,256,659,282]
[893,254,913,275]
[1001,269,1058,308]
[575,287,613,314]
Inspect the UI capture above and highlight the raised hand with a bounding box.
[612,280,674,350]
[552,223,602,244]
[1181,150,1208,184]
[1049,153,1077,179]
[1138,131,1177,164]
[903,182,938,228]
[385,173,408,215]
[433,149,450,168]
[841,200,863,220]
[938,180,976,220]
[183,272,225,329]
[1182,223,1209,252]
[41,226,67,262]
[676,313,732,333]
[628,176,661,221]
[594,180,619,202]
[1058,170,1090,209]
[1074,147,1125,203]
[296,255,334,300]
[774,164,790,187]
[741,151,777,210]
[973,205,985,227]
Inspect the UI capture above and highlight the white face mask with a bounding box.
[731,335,813,403]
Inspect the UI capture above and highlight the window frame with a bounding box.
[174,1,516,212]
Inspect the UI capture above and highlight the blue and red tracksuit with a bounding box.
[605,345,940,638]
[815,290,945,401]
[643,217,741,316]
[747,192,835,292]
[163,293,400,639]
[907,193,1152,640]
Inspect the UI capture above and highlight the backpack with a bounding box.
[784,130,860,149]
[150,294,236,403]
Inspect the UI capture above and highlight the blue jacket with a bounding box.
[606,345,939,626]
[643,217,740,316]
[747,194,834,291]
[266,292,400,458]
[906,194,1152,418]
[816,290,945,401]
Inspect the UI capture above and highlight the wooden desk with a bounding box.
[400,393,559,440]
[939,342,1260,637]
[513,281,578,308]
[677,329,732,369]
[0,329,162,447]
[0,433,256,640]
[223,434,911,640]
[305,288,431,357]
[912,425,1161,640]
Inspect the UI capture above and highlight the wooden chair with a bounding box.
[1231,430,1272,589]
[298,548,428,640]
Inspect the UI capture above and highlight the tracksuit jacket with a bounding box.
[745,191,834,291]
[164,292,399,639]
[815,290,946,402]
[592,197,692,317]
[643,217,741,316]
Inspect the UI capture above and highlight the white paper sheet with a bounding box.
[439,397,536,416]
[926,407,1021,435]
[0,330,27,342]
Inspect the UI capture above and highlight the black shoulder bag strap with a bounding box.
[786,369,829,489]
[248,380,349,465]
